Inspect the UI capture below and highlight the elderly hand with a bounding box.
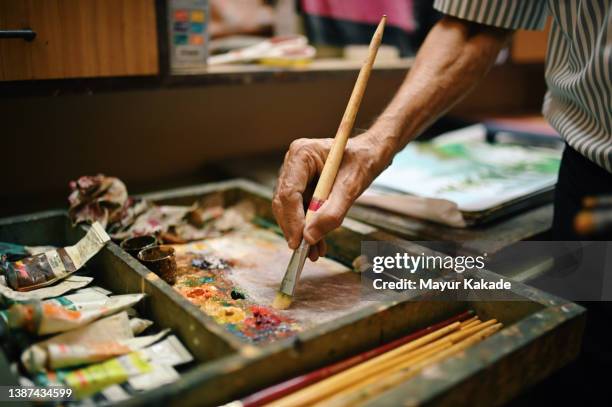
[272,132,392,261]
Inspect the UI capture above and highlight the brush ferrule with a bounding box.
[279,239,309,296]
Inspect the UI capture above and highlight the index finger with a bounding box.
[272,142,319,249]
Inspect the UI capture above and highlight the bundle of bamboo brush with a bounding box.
[268,316,502,407]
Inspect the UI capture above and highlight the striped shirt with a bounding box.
[434,0,612,173]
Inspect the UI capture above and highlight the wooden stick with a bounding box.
[460,319,481,330]
[238,310,474,407]
[267,321,461,407]
[305,15,387,218]
[311,319,500,404]
[445,319,497,343]
[320,323,504,407]
[459,315,480,329]
[317,340,454,405]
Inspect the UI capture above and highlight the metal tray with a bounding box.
[0,179,585,406]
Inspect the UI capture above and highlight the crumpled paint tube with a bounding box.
[47,329,170,370]
[1,223,110,291]
[45,289,110,311]
[73,364,181,405]
[21,312,156,373]
[128,317,153,335]
[138,335,193,366]
[127,364,180,391]
[0,293,145,336]
[65,352,153,399]
[0,275,94,303]
[0,242,57,262]
[61,335,192,399]
[70,364,181,405]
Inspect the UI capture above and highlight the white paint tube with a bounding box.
[2,293,145,336]
[47,329,170,370]
[138,335,193,366]
[129,317,153,335]
[22,312,135,373]
[64,336,191,399]
[128,364,180,391]
[44,289,110,311]
[74,285,113,296]
[38,293,146,335]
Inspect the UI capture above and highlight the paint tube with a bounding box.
[22,312,164,373]
[45,289,110,311]
[1,293,145,336]
[74,285,113,296]
[64,351,153,399]
[129,317,153,335]
[62,336,190,399]
[98,384,131,403]
[34,335,190,399]
[0,242,56,262]
[22,312,135,373]
[0,275,93,303]
[1,223,109,291]
[47,329,170,370]
[138,335,193,366]
[76,365,180,404]
[63,335,188,397]
[128,364,180,391]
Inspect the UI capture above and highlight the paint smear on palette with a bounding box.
[172,225,368,344]
[174,251,298,343]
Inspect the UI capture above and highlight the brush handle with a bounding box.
[306,15,387,218]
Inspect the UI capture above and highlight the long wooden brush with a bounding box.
[267,322,462,407]
[270,319,502,407]
[273,15,387,310]
[231,311,474,407]
[318,323,503,407]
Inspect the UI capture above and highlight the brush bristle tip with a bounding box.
[272,292,293,310]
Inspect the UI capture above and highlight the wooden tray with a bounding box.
[0,179,584,406]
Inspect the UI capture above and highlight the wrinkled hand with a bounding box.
[273,133,391,261]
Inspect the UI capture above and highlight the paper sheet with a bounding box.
[369,124,561,213]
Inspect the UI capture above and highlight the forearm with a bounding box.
[369,16,513,162]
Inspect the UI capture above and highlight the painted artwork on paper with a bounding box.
[371,124,562,212]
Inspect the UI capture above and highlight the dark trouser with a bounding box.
[552,144,612,240]
[515,145,612,405]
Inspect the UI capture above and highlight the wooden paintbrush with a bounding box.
[270,319,502,407]
[231,310,473,407]
[273,15,387,310]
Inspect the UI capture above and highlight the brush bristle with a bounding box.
[272,291,293,310]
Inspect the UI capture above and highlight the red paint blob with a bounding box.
[245,305,283,329]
